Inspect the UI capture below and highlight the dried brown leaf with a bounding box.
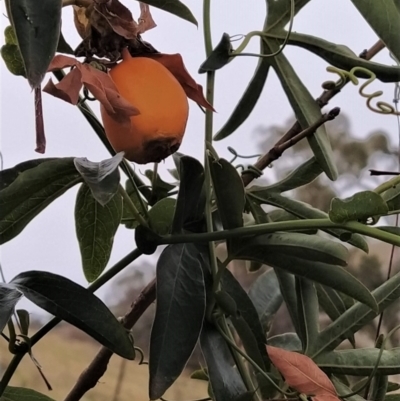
[138,3,157,33]
[43,55,138,124]
[73,5,91,39]
[267,346,338,398]
[146,53,215,111]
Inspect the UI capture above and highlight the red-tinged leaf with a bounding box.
[139,3,157,33]
[43,55,139,124]
[34,88,46,154]
[146,53,215,111]
[313,394,341,401]
[266,345,337,397]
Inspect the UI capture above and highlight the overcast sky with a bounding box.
[1,0,399,318]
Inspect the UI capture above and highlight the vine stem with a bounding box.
[158,218,400,247]
[0,249,143,396]
[118,185,148,228]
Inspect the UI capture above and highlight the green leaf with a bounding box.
[267,30,400,83]
[350,0,400,62]
[209,157,245,230]
[149,243,206,400]
[329,191,389,224]
[0,284,22,333]
[200,322,247,401]
[295,277,319,356]
[0,386,56,401]
[265,0,312,33]
[315,271,400,356]
[378,226,400,236]
[134,225,160,255]
[16,309,30,335]
[0,158,57,191]
[381,182,400,212]
[5,0,62,88]
[74,153,123,206]
[314,348,400,375]
[145,169,177,205]
[149,197,176,235]
[0,158,81,244]
[263,157,323,193]
[214,38,271,140]
[385,395,400,401]
[316,284,356,347]
[172,155,205,233]
[231,241,376,312]
[1,43,26,77]
[248,269,283,333]
[247,190,369,252]
[332,378,367,401]
[138,0,198,26]
[264,38,338,180]
[267,333,302,351]
[75,184,122,282]
[231,231,349,267]
[121,179,148,229]
[199,33,233,73]
[221,269,270,370]
[10,271,134,359]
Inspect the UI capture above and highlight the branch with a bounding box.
[64,278,156,401]
[241,39,385,186]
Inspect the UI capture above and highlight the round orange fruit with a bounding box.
[100,50,189,164]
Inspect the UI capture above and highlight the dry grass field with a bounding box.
[0,327,207,401]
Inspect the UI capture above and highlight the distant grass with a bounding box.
[0,326,207,401]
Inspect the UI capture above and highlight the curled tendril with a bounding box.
[241,165,263,178]
[82,87,96,102]
[230,0,294,59]
[323,66,400,116]
[134,346,147,365]
[227,146,261,164]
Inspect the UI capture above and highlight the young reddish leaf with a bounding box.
[146,53,215,111]
[267,345,338,398]
[139,3,157,33]
[43,55,138,124]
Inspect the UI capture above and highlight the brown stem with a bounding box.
[64,278,156,401]
[241,39,385,186]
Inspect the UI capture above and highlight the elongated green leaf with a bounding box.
[316,284,355,347]
[264,157,323,193]
[329,191,389,224]
[5,0,62,88]
[385,395,400,401]
[248,269,283,333]
[74,153,123,206]
[266,30,400,82]
[295,277,319,356]
[0,386,56,401]
[0,158,57,191]
[267,333,302,351]
[0,284,22,333]
[265,0,311,32]
[381,182,400,212]
[121,179,148,229]
[315,271,400,356]
[199,33,233,73]
[16,309,30,335]
[350,0,400,62]
[200,322,247,401]
[10,271,134,359]
[314,348,400,375]
[265,38,338,180]
[172,155,205,233]
[221,269,270,370]
[231,231,349,267]
[75,184,122,282]
[139,0,198,26]
[267,209,318,234]
[0,158,81,244]
[149,243,206,400]
[209,157,245,230]
[378,226,400,236]
[247,190,369,252]
[371,372,388,401]
[332,378,367,401]
[145,169,177,205]
[231,245,376,311]
[274,269,301,335]
[149,197,176,235]
[214,39,271,140]
[1,42,26,77]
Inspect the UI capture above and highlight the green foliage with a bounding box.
[1,0,400,400]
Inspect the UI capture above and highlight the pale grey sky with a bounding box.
[1,0,399,317]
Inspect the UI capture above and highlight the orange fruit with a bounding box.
[100,50,189,164]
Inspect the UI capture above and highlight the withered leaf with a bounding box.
[146,53,215,111]
[43,55,139,124]
[138,3,157,34]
